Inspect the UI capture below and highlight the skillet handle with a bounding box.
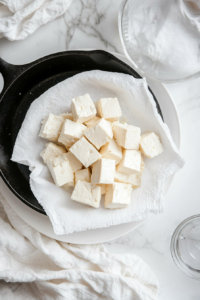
[0,57,24,98]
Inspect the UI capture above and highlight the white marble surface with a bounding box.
[0,0,200,299]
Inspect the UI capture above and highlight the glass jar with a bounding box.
[171,215,200,280]
[118,0,200,83]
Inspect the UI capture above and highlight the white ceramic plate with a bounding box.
[0,52,181,244]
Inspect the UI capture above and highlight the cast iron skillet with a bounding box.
[0,50,162,214]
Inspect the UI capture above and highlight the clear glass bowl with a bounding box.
[118,0,200,83]
[171,215,200,280]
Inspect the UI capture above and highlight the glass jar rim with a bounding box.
[118,0,200,83]
[171,214,200,280]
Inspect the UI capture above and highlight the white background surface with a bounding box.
[0,0,200,299]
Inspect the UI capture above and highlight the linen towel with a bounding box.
[0,0,73,40]
[0,190,159,300]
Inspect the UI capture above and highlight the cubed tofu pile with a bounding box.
[39,94,164,209]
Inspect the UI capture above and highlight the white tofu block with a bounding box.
[84,118,113,150]
[84,116,100,127]
[65,152,83,173]
[105,182,132,209]
[139,132,164,158]
[98,184,106,195]
[58,119,87,148]
[75,168,91,184]
[100,139,122,165]
[39,113,64,142]
[69,137,101,168]
[117,149,141,175]
[114,171,141,188]
[40,142,66,163]
[47,154,74,187]
[59,112,73,121]
[113,123,141,150]
[98,97,122,121]
[71,181,101,208]
[91,158,115,184]
[71,94,96,123]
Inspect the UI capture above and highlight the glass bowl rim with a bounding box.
[118,0,200,84]
[170,214,200,280]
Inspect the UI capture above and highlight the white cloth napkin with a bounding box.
[0,190,158,300]
[0,0,72,41]
[11,70,184,235]
[121,0,200,80]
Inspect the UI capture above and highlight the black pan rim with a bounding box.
[0,171,46,214]
[0,50,142,99]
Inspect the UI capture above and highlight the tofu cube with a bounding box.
[100,139,122,165]
[75,168,91,184]
[59,112,73,121]
[40,142,66,163]
[114,171,141,188]
[97,97,122,121]
[58,119,87,148]
[84,116,100,127]
[139,132,164,158]
[91,158,115,184]
[39,113,64,142]
[98,184,106,195]
[105,182,132,209]
[47,154,74,187]
[84,118,113,150]
[71,181,101,208]
[117,149,141,175]
[71,94,96,123]
[69,137,101,168]
[64,152,83,173]
[113,123,141,150]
